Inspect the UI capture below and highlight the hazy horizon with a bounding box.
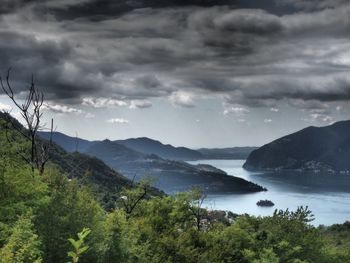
[37,116,349,149]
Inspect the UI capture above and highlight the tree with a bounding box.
[119,179,151,218]
[174,187,208,231]
[37,169,105,263]
[187,187,207,231]
[0,69,53,175]
[102,210,128,263]
[0,213,43,263]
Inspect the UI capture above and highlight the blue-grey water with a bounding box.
[188,160,350,226]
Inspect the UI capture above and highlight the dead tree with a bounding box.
[119,178,149,218]
[120,187,147,217]
[0,69,53,175]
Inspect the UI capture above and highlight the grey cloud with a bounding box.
[33,0,299,21]
[169,91,196,108]
[41,0,238,20]
[129,100,152,109]
[282,5,350,38]
[223,103,250,115]
[238,75,350,102]
[134,75,160,87]
[276,0,349,11]
[188,7,283,52]
[0,0,34,14]
[82,97,128,108]
[43,103,83,114]
[211,9,283,34]
[1,1,350,112]
[106,118,129,124]
[0,31,82,102]
[40,0,261,20]
[0,32,72,66]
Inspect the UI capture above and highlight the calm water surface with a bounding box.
[188,160,350,226]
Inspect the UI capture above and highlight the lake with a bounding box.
[188,159,350,226]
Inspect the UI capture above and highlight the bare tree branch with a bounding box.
[0,69,53,176]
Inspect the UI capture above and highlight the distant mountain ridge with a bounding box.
[244,120,350,172]
[39,132,257,160]
[40,131,265,193]
[116,137,204,160]
[198,147,258,160]
[38,131,95,152]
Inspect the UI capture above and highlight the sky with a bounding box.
[1,0,350,148]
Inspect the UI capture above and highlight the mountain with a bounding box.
[83,140,265,193]
[116,137,204,160]
[41,132,257,161]
[49,146,135,197]
[38,132,134,193]
[49,145,165,206]
[198,147,258,160]
[243,120,350,172]
[41,130,265,193]
[84,139,143,162]
[38,131,94,152]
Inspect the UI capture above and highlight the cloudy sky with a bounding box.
[1,0,350,148]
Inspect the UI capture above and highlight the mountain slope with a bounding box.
[0,114,163,205]
[82,139,144,162]
[48,141,133,193]
[38,131,94,152]
[116,137,204,160]
[244,120,350,171]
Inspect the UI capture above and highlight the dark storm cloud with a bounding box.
[237,76,350,103]
[275,0,349,11]
[50,0,234,19]
[46,0,294,20]
[190,8,283,35]
[0,31,81,102]
[187,7,283,53]
[0,0,33,14]
[0,0,350,112]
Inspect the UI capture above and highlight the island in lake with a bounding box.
[256,200,275,207]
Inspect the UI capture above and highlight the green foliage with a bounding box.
[36,167,105,263]
[273,206,315,223]
[0,213,43,263]
[243,248,280,263]
[319,222,350,263]
[0,166,48,224]
[101,210,128,262]
[67,228,91,263]
[0,162,48,248]
[118,178,153,217]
